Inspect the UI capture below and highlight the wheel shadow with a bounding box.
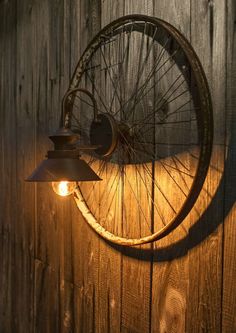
[101,23,236,262]
[105,77,236,263]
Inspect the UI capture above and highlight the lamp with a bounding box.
[26,88,107,196]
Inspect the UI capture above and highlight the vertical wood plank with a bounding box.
[66,1,85,331]
[70,1,101,332]
[119,3,154,333]
[151,2,190,333]
[54,1,74,332]
[92,2,124,332]
[33,2,65,331]
[187,0,226,332]
[222,0,236,332]
[70,0,81,75]
[0,2,17,332]
[15,1,38,331]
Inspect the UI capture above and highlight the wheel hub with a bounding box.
[90,113,136,157]
[90,113,118,157]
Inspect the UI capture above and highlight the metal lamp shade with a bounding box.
[26,158,101,182]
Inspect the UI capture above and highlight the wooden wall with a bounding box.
[0,0,235,332]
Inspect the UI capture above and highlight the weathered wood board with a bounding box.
[0,0,235,332]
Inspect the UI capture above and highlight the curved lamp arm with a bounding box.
[61,87,99,128]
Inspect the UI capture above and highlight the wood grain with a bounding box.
[57,2,75,332]
[91,2,123,332]
[120,3,154,333]
[0,1,235,333]
[187,0,226,332]
[0,1,17,332]
[15,2,42,331]
[70,1,101,332]
[151,2,190,333]
[32,2,68,331]
[222,1,236,331]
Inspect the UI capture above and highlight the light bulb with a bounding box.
[52,181,77,197]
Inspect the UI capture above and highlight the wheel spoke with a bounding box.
[118,129,177,217]
[113,36,174,118]
[125,46,180,119]
[131,88,191,134]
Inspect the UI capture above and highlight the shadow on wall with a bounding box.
[106,35,236,262]
[107,141,235,262]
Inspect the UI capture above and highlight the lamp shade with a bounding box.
[26,158,101,182]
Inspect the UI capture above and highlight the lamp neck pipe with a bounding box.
[61,88,99,128]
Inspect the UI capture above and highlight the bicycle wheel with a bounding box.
[66,15,213,246]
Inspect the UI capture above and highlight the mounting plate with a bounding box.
[90,113,118,157]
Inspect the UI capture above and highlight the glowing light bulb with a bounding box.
[52,181,77,197]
